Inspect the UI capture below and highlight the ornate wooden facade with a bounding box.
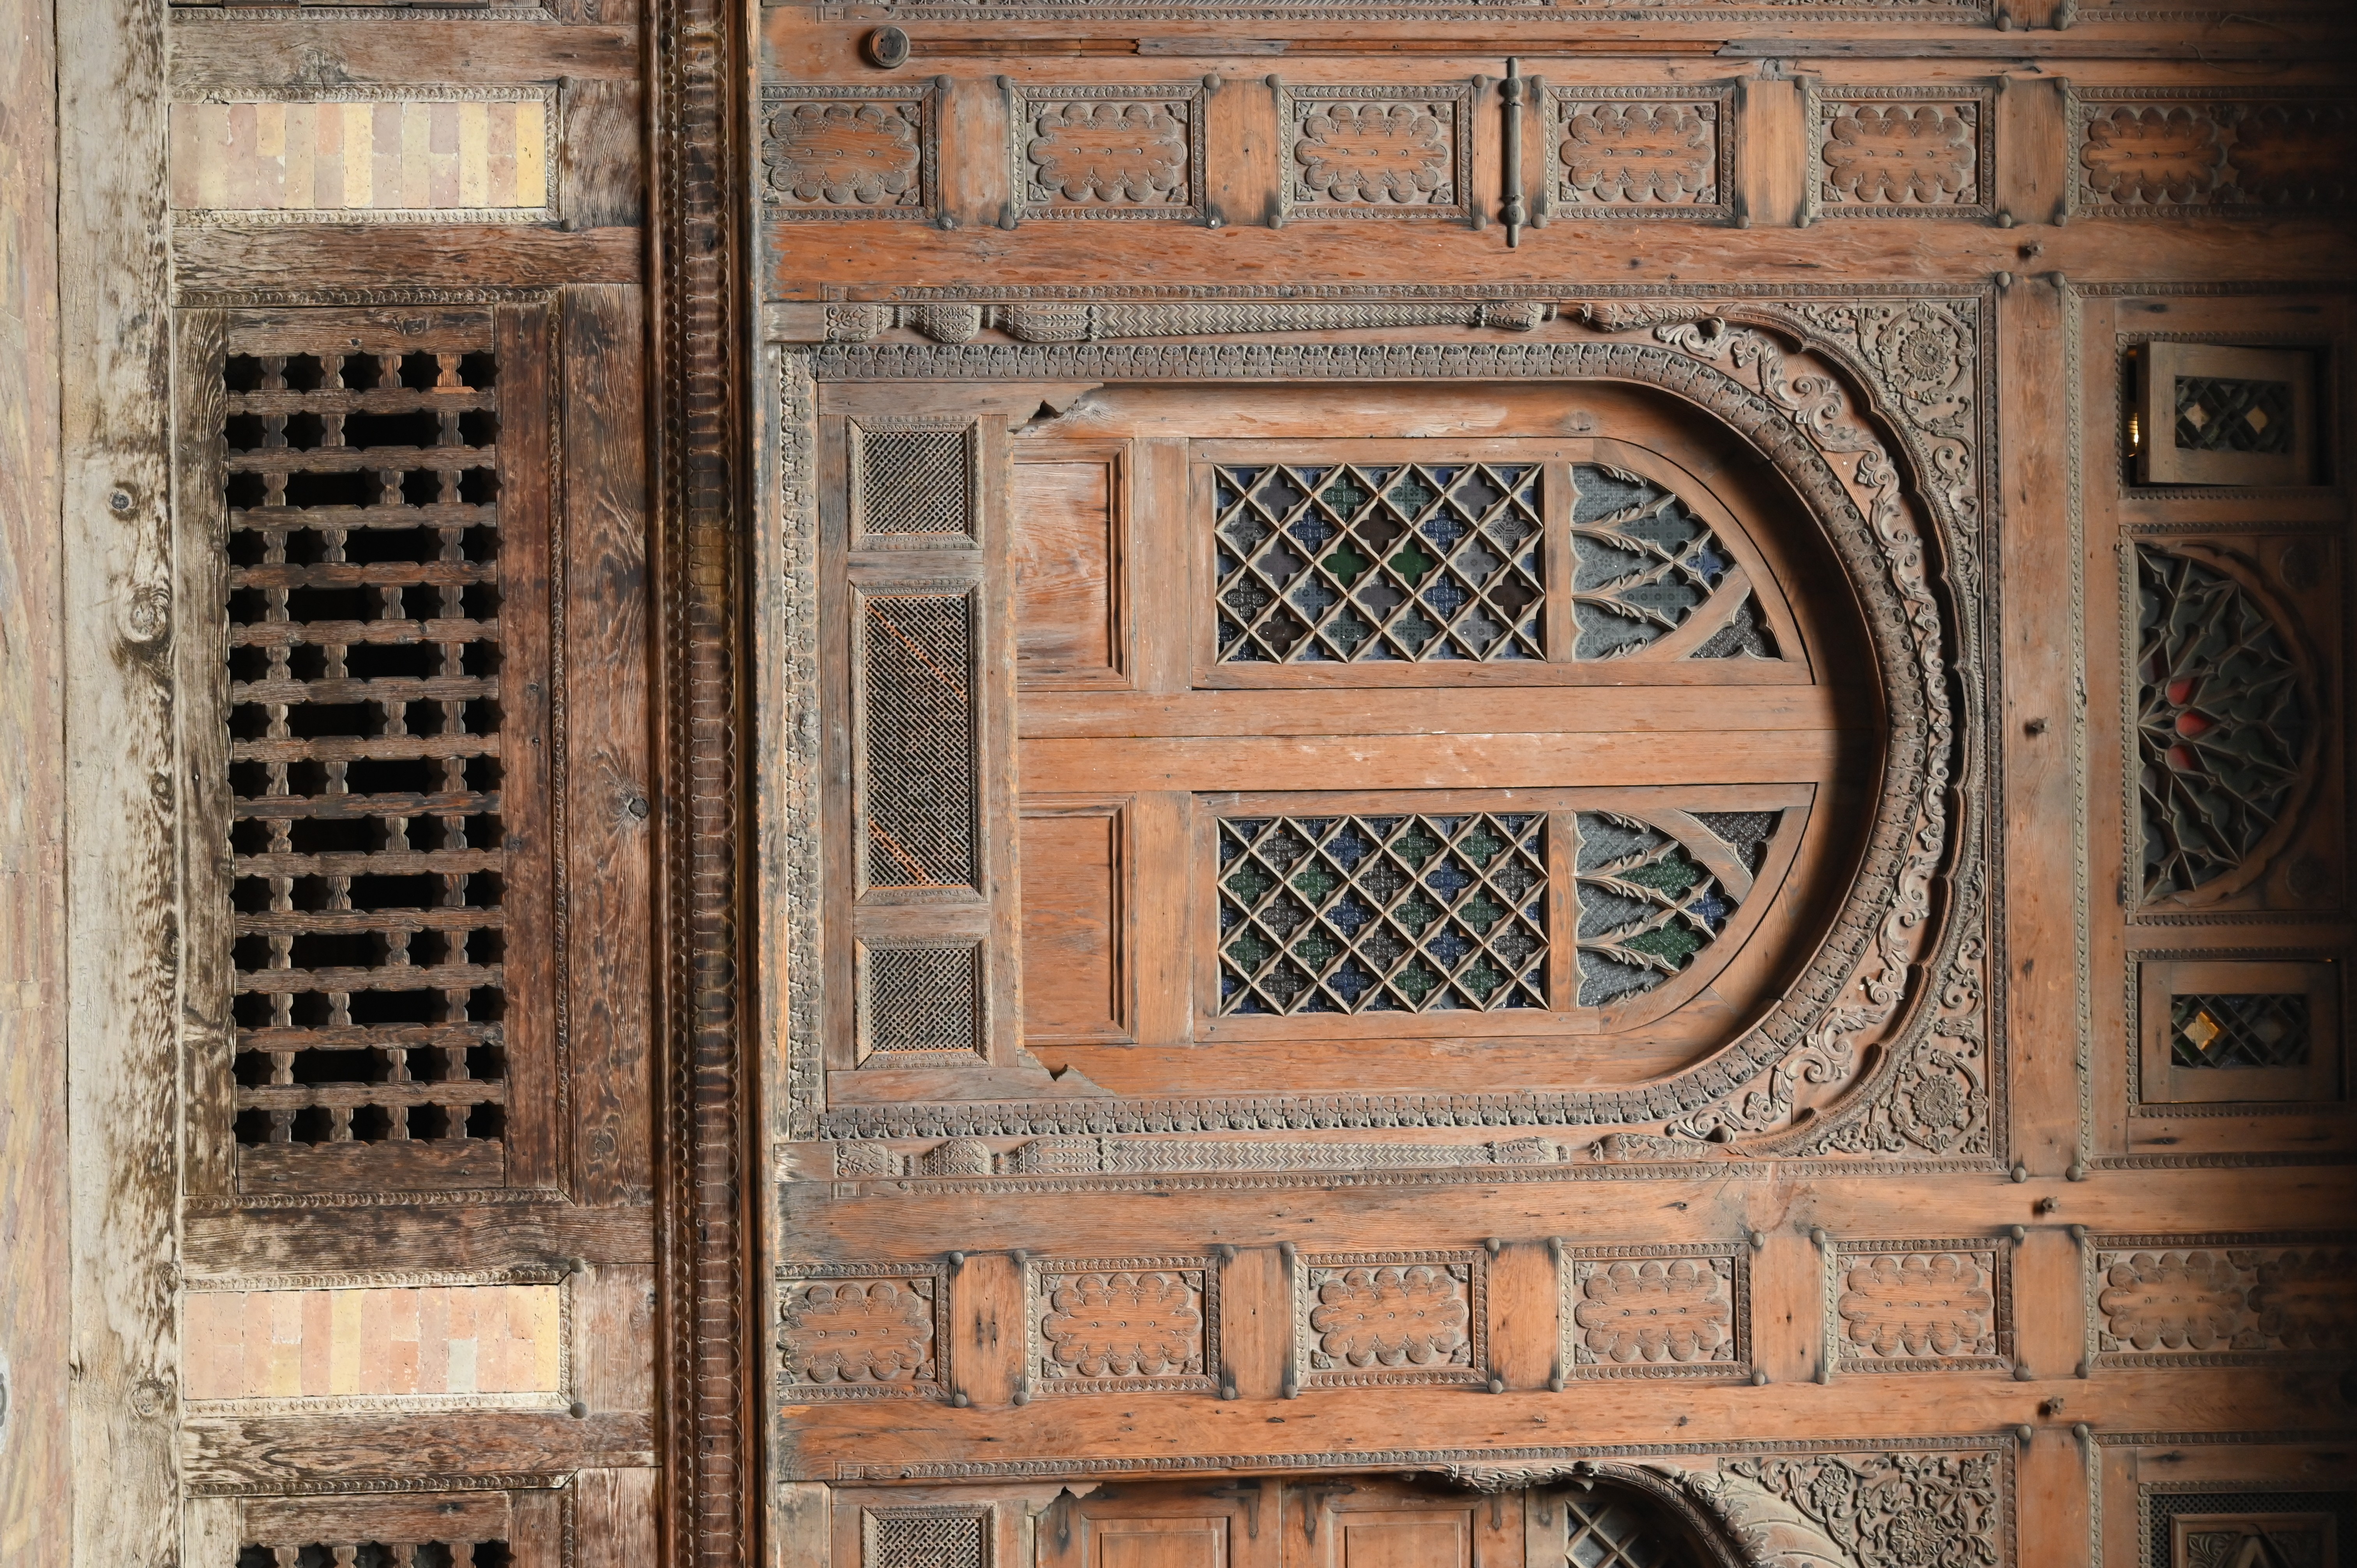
[4,0,2355,1564]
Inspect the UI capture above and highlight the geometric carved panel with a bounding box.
[2087,1235,2357,1370]
[1276,83,1474,224]
[2073,88,2357,219]
[1805,83,1995,222]
[1825,1238,2013,1375]
[1294,1249,1487,1391]
[1560,1242,1750,1381]
[1008,83,1206,224]
[777,1264,951,1400]
[1026,1255,1218,1397]
[1543,83,1736,224]
[761,84,940,222]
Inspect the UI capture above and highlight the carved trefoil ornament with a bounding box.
[1275,83,1475,224]
[1295,1248,1487,1389]
[2069,88,2357,217]
[776,1263,951,1400]
[2085,1233,2357,1370]
[1803,83,1996,223]
[1007,82,1208,224]
[1559,1242,1751,1380]
[761,83,940,221]
[1026,1255,1219,1396]
[1541,84,1737,224]
[1823,1237,2014,1376]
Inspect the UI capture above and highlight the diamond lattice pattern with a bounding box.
[1217,814,1548,1014]
[2170,992,2312,1069]
[1214,463,1544,662]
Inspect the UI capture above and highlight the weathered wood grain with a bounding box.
[173,225,640,300]
[0,0,69,1550]
[181,1410,656,1488]
[59,0,182,1560]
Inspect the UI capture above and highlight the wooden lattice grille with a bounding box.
[205,305,552,1196]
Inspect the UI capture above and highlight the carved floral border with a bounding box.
[761,296,1997,1175]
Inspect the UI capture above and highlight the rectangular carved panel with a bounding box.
[1008,83,1206,224]
[170,90,555,224]
[1542,83,1736,224]
[2071,88,2356,217]
[854,421,978,541]
[1294,1249,1486,1390]
[1804,84,1995,222]
[777,1264,950,1400]
[760,84,940,222]
[2135,343,2318,487]
[207,305,552,1200]
[1275,83,1475,224]
[1026,1255,1218,1397]
[864,1507,989,1568]
[2087,1233,2355,1368]
[1823,1238,2012,1375]
[1560,1242,1750,1381]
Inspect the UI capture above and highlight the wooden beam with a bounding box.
[58,0,181,1560]
[0,0,71,1552]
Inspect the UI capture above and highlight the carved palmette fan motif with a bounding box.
[1570,463,1777,660]
[1574,810,1781,1008]
[2136,546,2312,901]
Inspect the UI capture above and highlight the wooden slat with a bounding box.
[180,1411,656,1488]
[0,0,69,1537]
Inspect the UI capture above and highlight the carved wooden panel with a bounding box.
[1007,83,1207,225]
[2085,1234,2357,1369]
[2137,959,2345,1108]
[1540,84,1735,226]
[1293,1249,1486,1391]
[2136,343,2320,487]
[1822,1237,2013,1377]
[777,1263,951,1400]
[2070,89,2357,219]
[1026,1254,1218,1396]
[1275,83,1475,225]
[1803,84,1995,224]
[762,83,940,222]
[1558,1242,1749,1381]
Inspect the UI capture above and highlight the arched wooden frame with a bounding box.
[760,328,1986,1154]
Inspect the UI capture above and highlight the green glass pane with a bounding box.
[1626,850,1704,896]
[1389,540,1436,586]
[1624,924,1703,964]
[1323,540,1371,587]
[1291,863,1340,901]
[1224,930,1276,969]
[1223,862,1276,902]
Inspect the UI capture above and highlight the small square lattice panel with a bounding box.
[863,1508,989,1568]
[1214,462,1544,663]
[220,317,528,1189]
[858,592,980,891]
[2173,993,2313,1069]
[1217,813,1547,1014]
[2138,342,2316,486]
[854,424,975,539]
[2177,376,2297,456]
[861,943,985,1058]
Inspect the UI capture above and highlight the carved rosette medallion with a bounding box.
[1825,1238,2012,1375]
[760,84,938,221]
[776,1263,950,1400]
[2087,1234,2356,1369]
[1560,1243,1751,1380]
[1026,1255,1219,1396]
[1277,84,1475,223]
[1009,83,1206,222]
[1296,1249,1486,1389]
[1543,84,1737,224]
[2070,88,2357,217]
[1804,84,1996,222]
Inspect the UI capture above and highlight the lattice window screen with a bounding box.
[195,305,552,1197]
